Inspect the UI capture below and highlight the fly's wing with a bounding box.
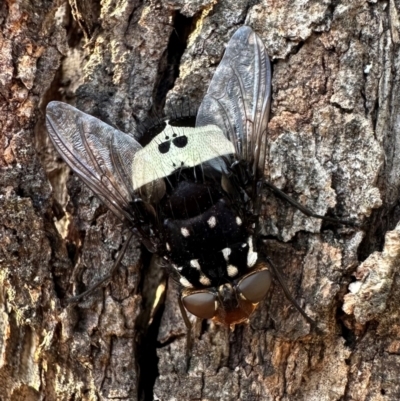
[196,26,271,179]
[46,101,143,225]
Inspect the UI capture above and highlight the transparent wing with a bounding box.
[46,101,141,224]
[196,26,271,178]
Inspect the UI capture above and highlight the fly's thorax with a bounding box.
[131,122,234,190]
[160,179,224,220]
[181,262,272,326]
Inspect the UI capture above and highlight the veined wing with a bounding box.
[46,101,142,224]
[196,26,272,179]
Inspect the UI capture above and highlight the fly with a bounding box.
[46,26,356,357]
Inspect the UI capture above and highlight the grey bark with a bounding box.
[1,0,400,400]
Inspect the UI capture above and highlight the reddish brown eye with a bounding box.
[182,292,217,319]
[237,269,272,303]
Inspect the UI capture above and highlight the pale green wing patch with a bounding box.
[132,123,235,190]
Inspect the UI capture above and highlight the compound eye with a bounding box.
[182,292,217,319]
[237,269,272,303]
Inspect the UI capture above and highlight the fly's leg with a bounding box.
[264,181,359,227]
[67,231,134,304]
[265,256,323,334]
[178,295,193,372]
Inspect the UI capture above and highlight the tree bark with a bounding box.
[1,0,400,400]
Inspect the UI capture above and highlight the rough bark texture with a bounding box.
[1,0,400,400]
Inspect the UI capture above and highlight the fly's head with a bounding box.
[180,261,272,328]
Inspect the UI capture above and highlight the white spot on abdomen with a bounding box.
[199,275,211,286]
[246,236,257,267]
[221,248,231,261]
[236,216,242,226]
[227,265,238,277]
[172,263,183,272]
[207,216,217,228]
[180,277,193,288]
[181,227,190,237]
[190,259,201,270]
[248,236,253,249]
[247,251,258,268]
[166,242,171,251]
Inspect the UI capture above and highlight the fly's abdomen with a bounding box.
[163,194,258,288]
